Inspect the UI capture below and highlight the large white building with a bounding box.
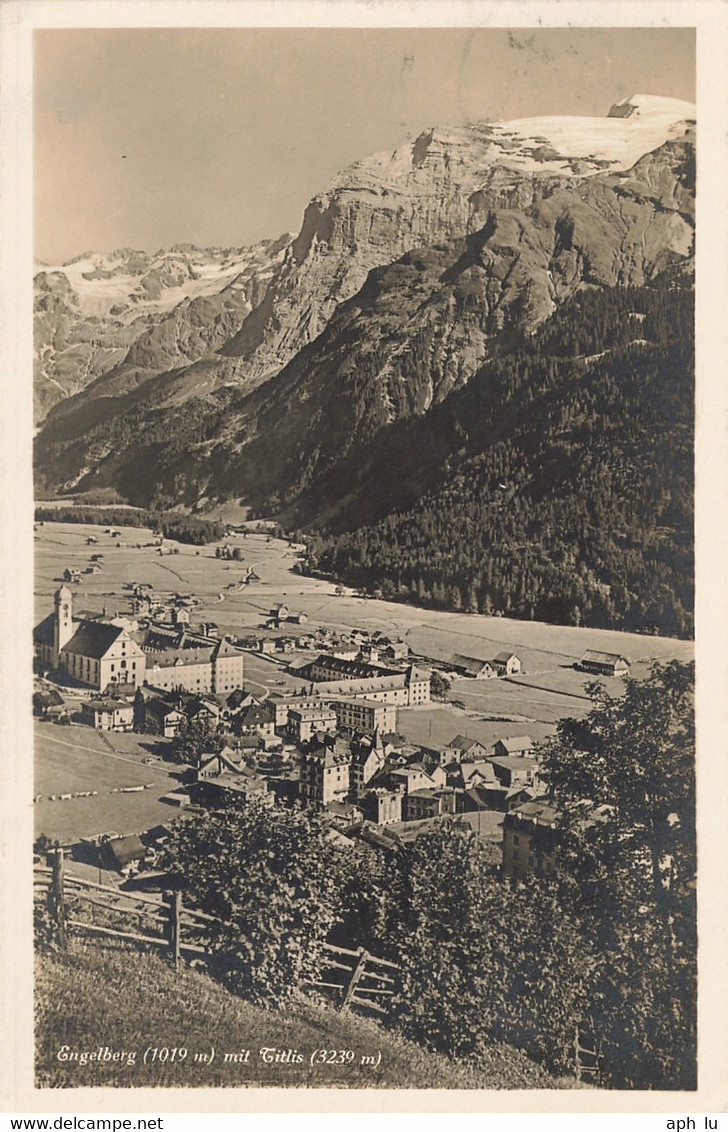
[34,586,244,695]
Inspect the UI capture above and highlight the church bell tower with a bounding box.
[52,585,74,668]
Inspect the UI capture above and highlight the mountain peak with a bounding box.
[607,93,696,121]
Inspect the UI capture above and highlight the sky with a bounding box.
[34,26,695,265]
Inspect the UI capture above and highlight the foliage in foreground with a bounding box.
[156,662,695,1090]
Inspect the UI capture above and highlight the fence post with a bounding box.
[51,848,67,950]
[341,947,368,1012]
[166,891,182,970]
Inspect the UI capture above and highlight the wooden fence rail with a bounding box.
[35,850,399,1015]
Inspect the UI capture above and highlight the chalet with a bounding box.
[382,642,408,662]
[270,603,289,620]
[492,735,534,759]
[447,735,490,763]
[33,687,64,719]
[99,834,148,876]
[488,755,541,791]
[451,655,496,680]
[62,568,82,583]
[578,651,631,677]
[389,763,446,794]
[460,761,498,789]
[492,652,522,676]
[189,763,270,810]
[134,688,185,737]
[81,697,134,732]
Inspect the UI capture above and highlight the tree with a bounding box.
[169,717,223,766]
[161,802,341,1005]
[384,822,594,1074]
[430,671,451,699]
[541,660,696,1088]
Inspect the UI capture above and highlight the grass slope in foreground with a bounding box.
[36,939,558,1089]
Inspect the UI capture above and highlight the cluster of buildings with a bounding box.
[34,585,245,698]
[35,582,629,886]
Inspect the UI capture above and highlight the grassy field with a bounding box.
[35,521,694,665]
[34,721,182,843]
[35,937,559,1089]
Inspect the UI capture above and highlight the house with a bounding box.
[446,735,490,763]
[389,764,442,794]
[99,834,148,876]
[502,801,562,881]
[492,735,534,759]
[382,642,408,662]
[460,761,498,789]
[33,687,64,719]
[451,655,496,680]
[258,638,276,655]
[492,652,522,676]
[488,755,541,791]
[270,603,289,620]
[134,689,185,738]
[62,568,81,583]
[360,787,404,826]
[81,697,134,732]
[405,787,457,822]
[288,611,308,625]
[349,731,388,798]
[189,764,271,809]
[578,651,631,677]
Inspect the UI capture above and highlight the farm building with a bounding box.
[579,651,631,676]
[492,652,522,676]
[451,654,496,679]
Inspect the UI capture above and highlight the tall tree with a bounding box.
[541,661,696,1088]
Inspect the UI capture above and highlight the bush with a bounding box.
[161,802,340,1005]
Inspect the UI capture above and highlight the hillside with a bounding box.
[311,284,694,637]
[35,938,557,1089]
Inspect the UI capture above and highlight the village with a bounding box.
[33,517,691,890]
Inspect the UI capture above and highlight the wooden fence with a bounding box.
[35,850,398,1016]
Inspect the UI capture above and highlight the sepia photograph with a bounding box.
[2,0,727,1116]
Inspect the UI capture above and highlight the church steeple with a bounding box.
[52,585,74,667]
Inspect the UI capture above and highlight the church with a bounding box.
[34,585,146,691]
[34,585,245,695]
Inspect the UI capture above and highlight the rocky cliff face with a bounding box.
[34,96,695,511]
[218,95,695,381]
[34,238,289,423]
